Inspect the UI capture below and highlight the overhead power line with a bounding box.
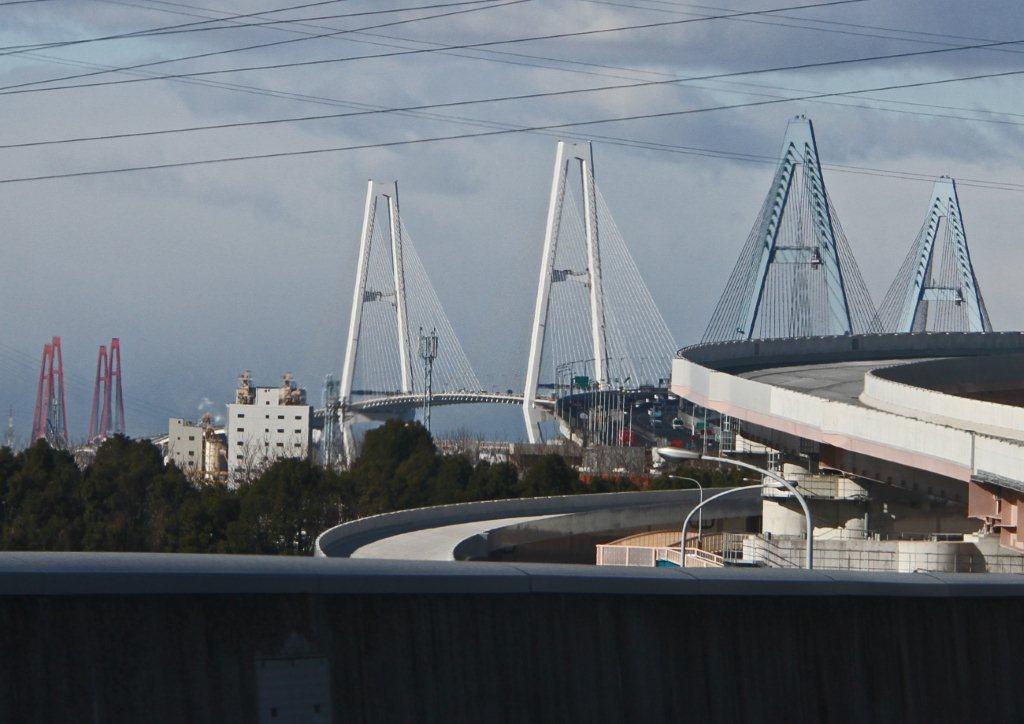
[7,25,1024,149]
[0,0,518,55]
[0,0,355,55]
[64,0,1024,133]
[0,0,861,95]
[0,0,526,93]
[17,43,1024,192]
[7,63,1024,188]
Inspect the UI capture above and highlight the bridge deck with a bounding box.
[738,358,929,407]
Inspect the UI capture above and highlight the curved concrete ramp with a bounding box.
[317,488,762,561]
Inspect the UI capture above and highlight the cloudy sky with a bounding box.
[2,0,1023,441]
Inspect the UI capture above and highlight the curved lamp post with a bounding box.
[657,448,814,569]
[664,475,704,548]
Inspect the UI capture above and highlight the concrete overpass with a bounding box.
[672,331,1024,551]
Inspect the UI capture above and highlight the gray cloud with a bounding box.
[1,0,1022,440]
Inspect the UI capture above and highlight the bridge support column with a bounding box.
[340,180,413,409]
[523,140,608,443]
[887,176,991,333]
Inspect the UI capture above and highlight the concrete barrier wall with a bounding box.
[3,554,1024,722]
[679,331,1024,373]
[873,353,1024,394]
[863,363,1024,443]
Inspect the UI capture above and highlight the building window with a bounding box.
[277,429,284,434]
[276,442,284,448]
[278,415,284,420]
[294,429,301,434]
[237,427,244,432]
[188,435,195,441]
[237,441,243,446]
[295,415,302,420]
[237,413,244,418]
[295,443,301,448]
[188,451,195,457]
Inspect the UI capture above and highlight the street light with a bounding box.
[657,447,814,569]
[664,475,704,548]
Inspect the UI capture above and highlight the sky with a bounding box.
[2,0,1024,442]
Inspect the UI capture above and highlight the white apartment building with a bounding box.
[167,418,204,473]
[166,415,228,483]
[227,372,312,479]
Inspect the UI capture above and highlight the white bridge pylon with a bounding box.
[523,141,606,443]
[341,180,412,405]
[878,176,992,333]
[522,140,678,443]
[339,179,481,461]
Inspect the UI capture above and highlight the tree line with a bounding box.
[0,420,742,555]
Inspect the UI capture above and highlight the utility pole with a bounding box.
[321,374,340,468]
[419,327,439,434]
[5,406,13,450]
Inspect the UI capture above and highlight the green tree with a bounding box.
[177,483,241,553]
[464,461,519,502]
[1,440,83,550]
[79,436,195,552]
[518,454,581,497]
[352,421,437,515]
[430,454,474,505]
[231,458,349,555]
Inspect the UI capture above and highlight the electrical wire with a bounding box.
[100,0,1024,132]
[7,61,1024,188]
[12,27,1024,153]
[0,0,527,93]
[0,0,862,95]
[0,0,358,55]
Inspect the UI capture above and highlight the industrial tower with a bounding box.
[877,176,992,333]
[703,116,878,342]
[419,327,439,433]
[87,337,126,442]
[523,140,608,443]
[321,373,340,468]
[31,336,69,447]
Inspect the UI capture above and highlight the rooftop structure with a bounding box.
[227,372,312,480]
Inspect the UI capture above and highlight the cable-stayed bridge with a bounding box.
[331,118,996,464]
[336,141,677,461]
[703,116,879,343]
[877,176,992,333]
